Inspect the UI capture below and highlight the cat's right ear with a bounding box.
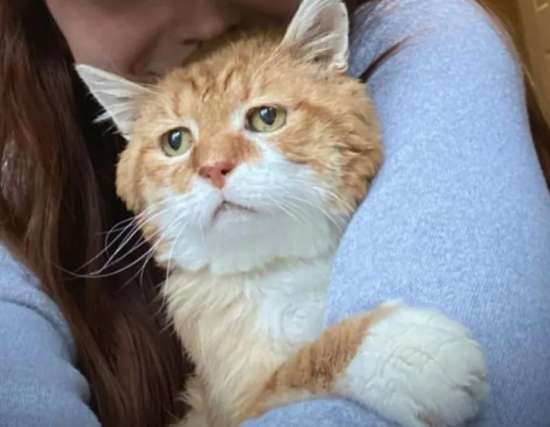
[281,0,349,73]
[76,64,149,139]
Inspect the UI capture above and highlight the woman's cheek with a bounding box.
[47,0,171,76]
[233,0,300,18]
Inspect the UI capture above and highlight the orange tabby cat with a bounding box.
[77,1,487,426]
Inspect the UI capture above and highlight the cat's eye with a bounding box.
[246,106,287,133]
[160,127,193,157]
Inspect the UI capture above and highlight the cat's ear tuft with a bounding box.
[76,64,149,139]
[281,0,349,72]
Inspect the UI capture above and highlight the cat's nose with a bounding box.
[198,161,236,189]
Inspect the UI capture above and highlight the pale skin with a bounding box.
[46,0,300,80]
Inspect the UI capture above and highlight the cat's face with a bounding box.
[78,0,381,274]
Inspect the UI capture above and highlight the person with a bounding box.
[1,0,549,426]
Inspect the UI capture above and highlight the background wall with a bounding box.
[481,0,550,124]
[481,0,524,47]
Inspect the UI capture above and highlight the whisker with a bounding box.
[119,206,191,289]
[278,191,346,232]
[88,211,168,276]
[67,198,186,279]
[165,217,191,281]
[74,201,167,272]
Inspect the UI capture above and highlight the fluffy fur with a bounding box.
[77,0,487,426]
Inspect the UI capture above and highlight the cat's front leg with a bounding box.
[244,302,487,427]
[335,302,487,427]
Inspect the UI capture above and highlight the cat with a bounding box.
[77,0,487,426]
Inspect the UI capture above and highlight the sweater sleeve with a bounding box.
[0,246,101,427]
[243,0,550,426]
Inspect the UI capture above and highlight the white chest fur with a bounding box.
[162,254,333,420]
[252,256,330,350]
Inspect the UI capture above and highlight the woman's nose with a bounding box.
[134,2,241,79]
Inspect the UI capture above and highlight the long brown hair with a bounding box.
[0,2,189,426]
[0,1,548,427]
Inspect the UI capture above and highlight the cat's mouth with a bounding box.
[212,201,257,222]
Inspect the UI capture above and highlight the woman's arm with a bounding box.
[0,247,100,427]
[244,0,550,425]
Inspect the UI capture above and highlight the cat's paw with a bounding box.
[335,302,487,427]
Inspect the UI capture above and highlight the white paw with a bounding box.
[335,303,487,427]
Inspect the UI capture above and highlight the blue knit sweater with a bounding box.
[1,1,549,426]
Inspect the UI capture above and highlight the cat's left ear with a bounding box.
[76,64,149,139]
[281,0,349,73]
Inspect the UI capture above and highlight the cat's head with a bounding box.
[77,0,381,274]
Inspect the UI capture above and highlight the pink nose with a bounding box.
[198,161,236,189]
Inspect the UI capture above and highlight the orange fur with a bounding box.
[116,28,381,218]
[78,3,486,427]
[114,19,383,427]
[242,304,398,421]
[190,133,261,173]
